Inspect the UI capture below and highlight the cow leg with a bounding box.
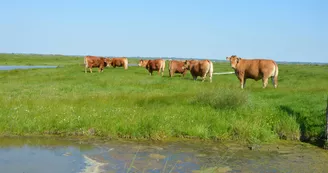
[85,66,87,73]
[160,68,164,76]
[208,72,212,83]
[238,77,244,89]
[262,77,269,88]
[89,67,93,73]
[239,78,245,89]
[272,76,278,88]
[193,76,197,81]
[182,71,186,77]
[101,65,105,72]
[169,70,173,77]
[274,77,278,88]
[236,72,245,89]
[201,75,206,82]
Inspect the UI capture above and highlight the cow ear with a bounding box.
[226,57,230,61]
[237,58,241,63]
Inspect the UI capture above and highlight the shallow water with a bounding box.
[0,137,327,173]
[0,66,58,70]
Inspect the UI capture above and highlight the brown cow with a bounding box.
[84,55,110,73]
[226,55,279,89]
[139,59,165,76]
[184,59,213,82]
[108,57,128,69]
[168,60,187,77]
[138,59,149,67]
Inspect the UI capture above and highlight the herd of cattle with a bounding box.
[84,55,279,89]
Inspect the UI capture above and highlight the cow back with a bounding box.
[236,59,277,80]
[146,59,164,70]
[169,60,186,73]
[188,60,211,76]
[85,56,106,67]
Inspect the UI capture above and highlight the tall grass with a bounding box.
[191,89,248,110]
[0,54,327,144]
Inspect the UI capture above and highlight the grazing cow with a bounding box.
[84,55,110,73]
[168,60,187,77]
[139,59,165,76]
[138,59,149,67]
[108,57,128,70]
[226,55,279,89]
[184,59,213,82]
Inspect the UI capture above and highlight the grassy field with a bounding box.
[0,53,327,144]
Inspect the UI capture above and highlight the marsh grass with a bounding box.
[191,89,248,110]
[0,54,327,144]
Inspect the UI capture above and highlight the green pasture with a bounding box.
[0,53,327,144]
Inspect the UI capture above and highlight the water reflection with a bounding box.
[0,137,327,173]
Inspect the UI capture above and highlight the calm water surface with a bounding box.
[0,137,328,173]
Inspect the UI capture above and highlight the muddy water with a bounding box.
[0,137,327,173]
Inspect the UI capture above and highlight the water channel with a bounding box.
[0,137,327,173]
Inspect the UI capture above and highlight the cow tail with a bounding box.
[124,58,128,70]
[272,61,279,88]
[162,59,165,72]
[209,60,213,83]
[274,62,279,77]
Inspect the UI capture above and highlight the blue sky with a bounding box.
[0,0,327,62]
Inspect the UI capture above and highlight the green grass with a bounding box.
[0,53,327,144]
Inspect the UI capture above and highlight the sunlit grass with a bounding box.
[0,54,327,144]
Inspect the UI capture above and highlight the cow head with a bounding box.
[226,55,241,69]
[138,59,148,67]
[183,60,198,70]
[105,58,112,67]
[183,60,191,70]
[138,59,143,67]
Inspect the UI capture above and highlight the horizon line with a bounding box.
[1,52,327,65]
